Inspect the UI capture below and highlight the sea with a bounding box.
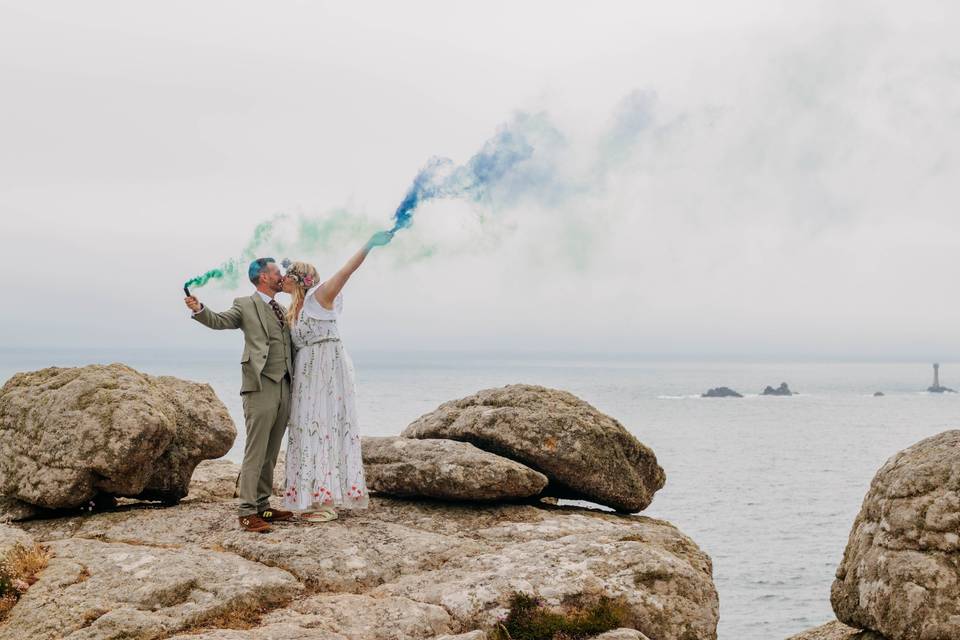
[2,348,957,640]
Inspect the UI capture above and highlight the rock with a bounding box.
[0,496,43,523]
[701,387,743,398]
[401,384,665,513]
[169,625,345,639]
[831,430,960,639]
[873,392,885,397]
[595,630,652,640]
[762,382,794,396]
[0,537,302,640]
[0,523,33,560]
[221,511,486,593]
[0,364,235,509]
[786,621,885,639]
[6,472,717,640]
[371,507,718,640]
[261,593,453,638]
[362,436,548,502]
[927,385,956,393]
[273,449,287,497]
[186,458,242,503]
[18,500,240,548]
[15,493,717,640]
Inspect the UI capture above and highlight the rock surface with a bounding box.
[362,436,549,501]
[0,497,41,524]
[6,484,718,640]
[595,630,652,640]
[701,387,743,398]
[0,364,235,509]
[402,384,665,512]
[762,382,794,396]
[0,537,302,640]
[0,523,33,560]
[831,430,960,640]
[786,621,885,640]
[261,593,453,638]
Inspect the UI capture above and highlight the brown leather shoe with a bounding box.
[258,507,293,522]
[238,514,271,533]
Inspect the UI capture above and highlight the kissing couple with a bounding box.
[184,230,393,532]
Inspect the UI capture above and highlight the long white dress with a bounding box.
[283,285,369,511]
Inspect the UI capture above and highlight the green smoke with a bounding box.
[183,210,379,292]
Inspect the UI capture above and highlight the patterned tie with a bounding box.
[268,299,285,328]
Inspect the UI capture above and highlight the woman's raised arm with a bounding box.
[314,231,393,310]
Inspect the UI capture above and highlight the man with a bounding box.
[184,257,295,533]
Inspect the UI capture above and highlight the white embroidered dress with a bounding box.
[284,284,369,511]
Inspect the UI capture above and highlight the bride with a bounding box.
[280,230,392,522]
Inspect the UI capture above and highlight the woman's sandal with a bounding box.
[301,507,338,523]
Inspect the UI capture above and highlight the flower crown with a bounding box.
[281,259,315,289]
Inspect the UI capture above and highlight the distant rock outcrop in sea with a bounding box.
[702,387,743,398]
[762,382,794,396]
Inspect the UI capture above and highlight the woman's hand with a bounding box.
[315,231,396,308]
[365,230,394,250]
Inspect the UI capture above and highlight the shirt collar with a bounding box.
[255,290,274,304]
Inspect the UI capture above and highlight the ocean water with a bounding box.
[2,348,957,640]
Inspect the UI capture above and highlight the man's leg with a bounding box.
[238,376,281,517]
[257,375,291,512]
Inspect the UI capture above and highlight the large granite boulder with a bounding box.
[831,430,960,639]
[401,384,665,512]
[0,364,235,509]
[362,436,549,502]
[11,494,718,640]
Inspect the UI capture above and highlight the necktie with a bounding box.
[268,300,285,328]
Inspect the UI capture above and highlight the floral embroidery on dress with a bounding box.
[283,287,369,512]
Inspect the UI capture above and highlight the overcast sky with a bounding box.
[1,1,958,359]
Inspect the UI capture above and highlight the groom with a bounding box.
[184,257,294,533]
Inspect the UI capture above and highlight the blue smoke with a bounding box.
[389,123,536,233]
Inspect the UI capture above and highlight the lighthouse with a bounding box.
[928,363,956,393]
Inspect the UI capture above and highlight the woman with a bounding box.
[280,230,393,522]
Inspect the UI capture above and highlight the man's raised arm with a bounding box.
[185,296,242,330]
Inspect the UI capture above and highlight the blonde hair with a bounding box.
[284,261,320,326]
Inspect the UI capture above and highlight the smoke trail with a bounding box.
[389,121,537,233]
[184,262,240,290]
[185,114,562,287]
[183,210,381,291]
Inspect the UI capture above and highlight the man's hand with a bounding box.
[185,296,202,313]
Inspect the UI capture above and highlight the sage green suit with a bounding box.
[192,294,294,516]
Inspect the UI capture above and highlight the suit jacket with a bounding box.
[192,294,294,393]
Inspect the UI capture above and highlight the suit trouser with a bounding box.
[238,374,291,516]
